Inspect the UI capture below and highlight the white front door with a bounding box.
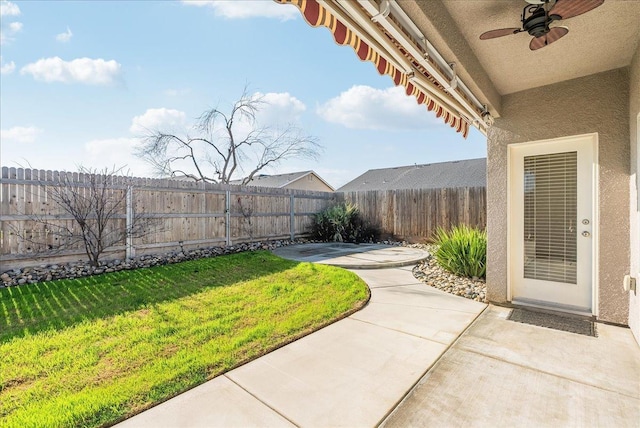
[509,134,597,313]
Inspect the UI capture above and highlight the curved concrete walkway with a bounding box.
[114,243,640,427]
[116,244,486,427]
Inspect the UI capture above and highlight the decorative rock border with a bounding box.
[0,239,412,288]
[0,240,312,288]
[1,239,486,302]
[412,245,487,303]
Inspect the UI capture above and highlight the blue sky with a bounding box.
[0,0,487,188]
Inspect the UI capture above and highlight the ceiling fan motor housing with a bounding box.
[522,5,550,37]
[479,0,604,50]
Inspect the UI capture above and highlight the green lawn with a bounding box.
[0,251,369,428]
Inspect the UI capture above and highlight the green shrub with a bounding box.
[310,202,380,243]
[433,225,487,278]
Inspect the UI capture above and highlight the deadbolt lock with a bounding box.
[582,219,590,225]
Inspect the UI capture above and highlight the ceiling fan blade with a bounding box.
[548,0,604,20]
[480,28,522,40]
[529,26,569,50]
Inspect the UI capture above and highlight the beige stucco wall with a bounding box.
[487,68,631,324]
[284,174,334,193]
[628,43,640,343]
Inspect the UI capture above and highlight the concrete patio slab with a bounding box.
[272,243,429,269]
[455,306,640,398]
[383,347,639,428]
[116,375,294,428]
[226,317,448,427]
[383,305,640,428]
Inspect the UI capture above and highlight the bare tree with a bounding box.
[136,87,321,184]
[236,195,254,241]
[14,166,152,266]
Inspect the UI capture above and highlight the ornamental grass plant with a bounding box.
[310,202,379,243]
[433,225,487,279]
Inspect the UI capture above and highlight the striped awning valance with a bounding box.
[275,0,470,138]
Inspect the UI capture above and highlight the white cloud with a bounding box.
[130,108,187,134]
[1,18,22,45]
[0,56,15,74]
[182,0,297,21]
[84,138,153,175]
[20,57,122,85]
[317,85,440,131]
[8,21,22,32]
[56,26,73,42]
[253,91,306,126]
[1,126,43,143]
[0,1,20,16]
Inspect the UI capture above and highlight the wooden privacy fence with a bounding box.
[1,167,487,268]
[0,167,336,269]
[338,187,487,242]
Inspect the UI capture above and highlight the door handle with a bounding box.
[582,231,591,237]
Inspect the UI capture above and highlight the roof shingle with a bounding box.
[337,158,486,192]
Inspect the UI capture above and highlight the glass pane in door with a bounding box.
[523,151,577,284]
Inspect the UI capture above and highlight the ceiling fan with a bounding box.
[479,0,604,51]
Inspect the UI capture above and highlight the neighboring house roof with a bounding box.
[164,171,334,191]
[229,170,335,191]
[338,158,486,192]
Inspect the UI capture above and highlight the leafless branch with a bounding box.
[135,85,321,184]
[12,166,156,266]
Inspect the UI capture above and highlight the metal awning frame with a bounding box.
[355,0,492,131]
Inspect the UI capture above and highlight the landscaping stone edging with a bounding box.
[412,245,487,303]
[0,240,311,288]
[0,239,413,288]
[1,239,486,301]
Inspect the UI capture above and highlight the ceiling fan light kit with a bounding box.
[479,0,604,50]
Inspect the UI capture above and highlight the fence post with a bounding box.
[225,190,231,246]
[125,185,135,259]
[290,194,295,241]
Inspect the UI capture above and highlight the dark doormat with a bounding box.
[507,308,597,337]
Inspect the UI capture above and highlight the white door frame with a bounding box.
[506,133,599,316]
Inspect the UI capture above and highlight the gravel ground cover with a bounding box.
[411,244,487,303]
